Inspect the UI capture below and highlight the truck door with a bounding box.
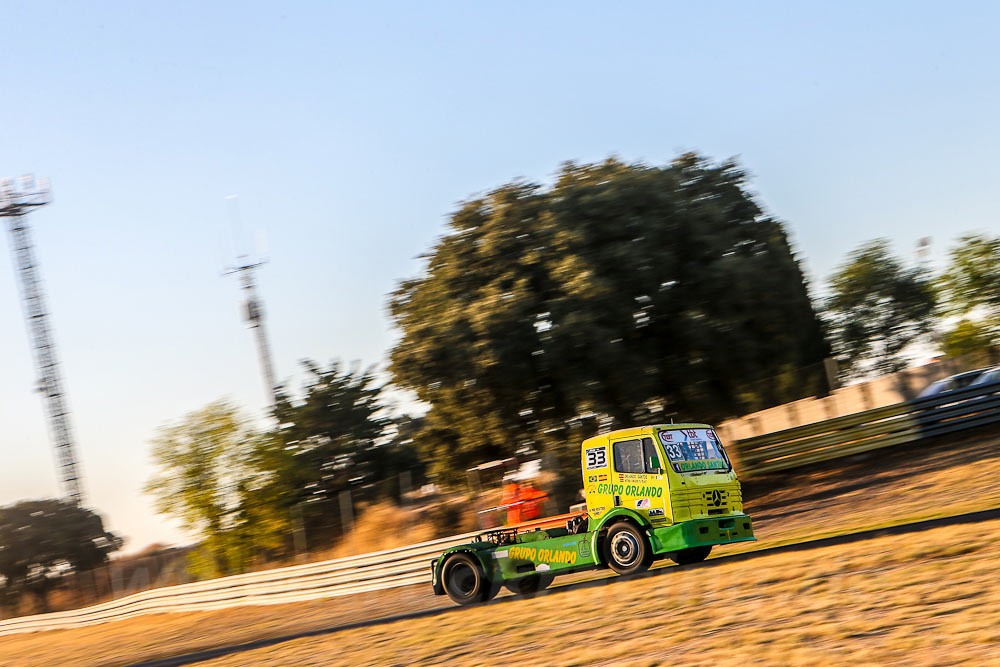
[611,436,669,525]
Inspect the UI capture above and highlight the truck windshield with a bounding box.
[658,428,731,473]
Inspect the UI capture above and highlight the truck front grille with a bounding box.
[671,485,742,519]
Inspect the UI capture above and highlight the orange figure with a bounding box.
[501,480,547,525]
[501,480,522,525]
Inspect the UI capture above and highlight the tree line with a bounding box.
[5,153,998,592]
[144,154,998,574]
[824,234,999,376]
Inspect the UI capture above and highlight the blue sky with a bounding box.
[2,1,998,550]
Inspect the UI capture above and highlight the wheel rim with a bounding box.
[611,531,640,567]
[448,562,477,597]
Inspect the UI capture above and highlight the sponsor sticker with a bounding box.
[508,545,579,565]
[647,508,665,517]
[493,550,508,559]
[635,498,651,509]
[677,459,728,472]
[596,483,664,497]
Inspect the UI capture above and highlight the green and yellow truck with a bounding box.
[431,424,755,605]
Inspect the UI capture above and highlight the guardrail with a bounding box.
[0,530,480,636]
[733,379,1000,475]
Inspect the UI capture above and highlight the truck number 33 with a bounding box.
[585,447,607,469]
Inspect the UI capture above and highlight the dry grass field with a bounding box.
[199,519,1000,666]
[0,428,998,666]
[737,428,1000,550]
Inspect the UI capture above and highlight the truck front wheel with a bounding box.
[441,553,498,605]
[604,522,652,575]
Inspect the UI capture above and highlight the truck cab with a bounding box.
[432,423,755,605]
[581,424,750,569]
[584,424,745,530]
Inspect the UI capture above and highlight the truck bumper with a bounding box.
[649,514,755,554]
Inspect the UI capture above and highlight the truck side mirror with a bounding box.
[648,454,662,474]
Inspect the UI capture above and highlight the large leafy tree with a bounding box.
[824,239,937,377]
[146,370,421,571]
[0,499,122,610]
[940,318,994,361]
[145,400,260,576]
[272,361,389,495]
[262,361,424,542]
[389,154,829,483]
[939,233,1000,340]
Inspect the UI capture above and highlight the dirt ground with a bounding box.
[738,426,1000,549]
[0,427,998,667]
[198,519,1000,666]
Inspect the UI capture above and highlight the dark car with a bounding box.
[969,367,1000,387]
[917,368,991,399]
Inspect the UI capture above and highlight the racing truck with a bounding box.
[431,423,755,605]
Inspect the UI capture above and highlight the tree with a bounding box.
[824,239,937,377]
[940,318,994,362]
[262,361,424,544]
[272,361,388,495]
[389,154,829,486]
[0,499,121,610]
[939,233,1000,340]
[146,371,420,571]
[145,400,260,577]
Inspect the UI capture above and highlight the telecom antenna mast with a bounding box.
[224,195,278,406]
[1,176,85,505]
[226,259,279,406]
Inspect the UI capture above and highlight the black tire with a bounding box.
[483,575,501,601]
[670,545,712,565]
[603,522,652,575]
[504,573,555,597]
[441,553,495,605]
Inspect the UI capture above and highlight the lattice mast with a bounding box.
[227,259,279,406]
[1,176,85,505]
[224,195,279,407]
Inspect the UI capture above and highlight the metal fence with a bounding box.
[0,530,477,637]
[733,380,1000,475]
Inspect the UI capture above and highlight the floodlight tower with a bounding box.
[1,176,85,505]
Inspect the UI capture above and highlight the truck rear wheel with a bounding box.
[442,553,497,605]
[670,545,712,565]
[504,573,554,597]
[604,522,652,575]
